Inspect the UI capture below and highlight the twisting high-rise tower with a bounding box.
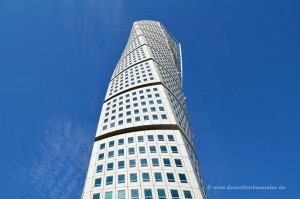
[82,20,207,199]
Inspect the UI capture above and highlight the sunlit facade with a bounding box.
[82,20,207,199]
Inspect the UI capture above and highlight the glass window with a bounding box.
[154,172,163,182]
[102,125,107,130]
[142,108,148,113]
[150,107,156,112]
[100,143,105,150]
[179,173,188,183]
[163,158,171,166]
[152,115,158,120]
[118,190,126,199]
[139,146,146,154]
[94,178,101,187]
[140,158,148,167]
[149,100,154,105]
[110,122,115,127]
[152,158,159,166]
[144,189,153,199]
[144,115,149,120]
[106,176,113,185]
[147,135,154,141]
[118,149,124,156]
[149,146,157,153]
[183,190,193,199]
[126,111,131,116]
[171,146,179,153]
[157,135,164,141]
[118,174,125,184]
[96,165,103,173]
[107,162,114,171]
[118,161,125,169]
[129,159,136,168]
[168,135,175,141]
[157,99,162,104]
[130,173,137,182]
[134,109,139,114]
[105,191,112,199]
[127,118,132,123]
[160,146,167,153]
[118,120,124,125]
[175,159,183,167]
[142,173,150,182]
[109,141,114,147]
[138,136,144,142]
[167,173,175,182]
[119,113,123,118]
[128,137,134,143]
[170,190,179,199]
[108,151,114,158]
[131,189,139,199]
[161,114,167,119]
[157,189,166,199]
[135,116,141,122]
[93,193,100,199]
[119,138,124,145]
[159,107,165,111]
[128,147,135,155]
[98,153,104,160]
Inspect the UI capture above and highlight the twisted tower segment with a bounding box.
[82,20,207,199]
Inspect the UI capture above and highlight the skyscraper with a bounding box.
[82,20,207,199]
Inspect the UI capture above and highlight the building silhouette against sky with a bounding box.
[82,20,207,199]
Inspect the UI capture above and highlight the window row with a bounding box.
[99,134,175,149]
[96,158,183,172]
[94,172,188,187]
[98,146,179,159]
[105,99,164,117]
[102,114,168,130]
[104,106,165,122]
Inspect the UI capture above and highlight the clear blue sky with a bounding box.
[0,0,299,198]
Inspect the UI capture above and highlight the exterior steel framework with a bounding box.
[82,20,207,199]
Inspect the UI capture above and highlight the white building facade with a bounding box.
[82,20,207,199]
